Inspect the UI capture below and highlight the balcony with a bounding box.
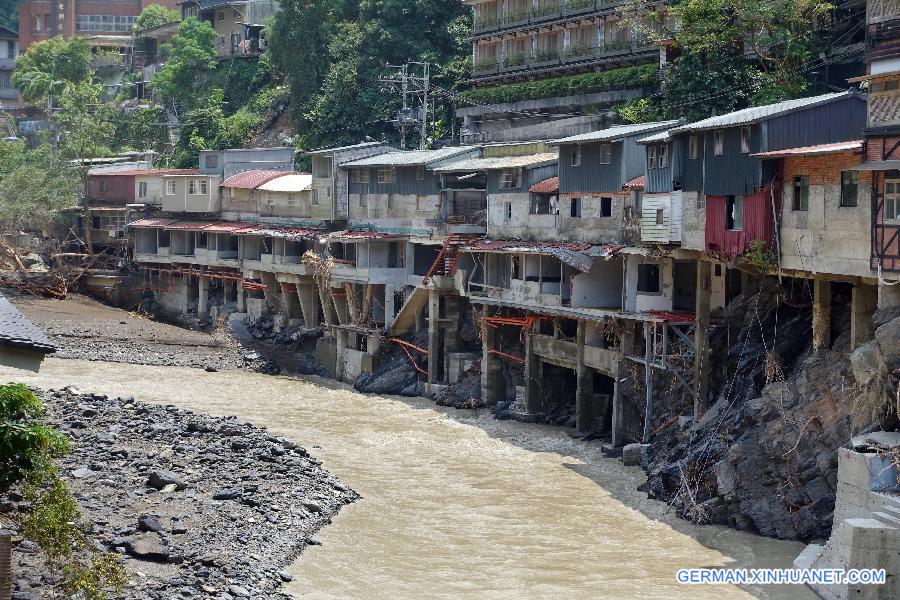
[867,18,900,63]
[472,40,653,77]
[472,0,622,35]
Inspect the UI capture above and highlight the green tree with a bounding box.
[135,3,181,30]
[13,36,92,105]
[150,17,218,108]
[0,142,82,232]
[0,0,18,31]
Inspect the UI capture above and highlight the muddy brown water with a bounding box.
[1,359,817,600]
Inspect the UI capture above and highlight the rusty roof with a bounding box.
[221,170,296,189]
[623,175,646,190]
[751,140,864,159]
[240,225,323,240]
[129,217,183,228]
[529,176,559,194]
[327,229,407,242]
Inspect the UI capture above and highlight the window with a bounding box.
[689,135,699,159]
[76,15,137,33]
[656,208,664,225]
[204,154,219,169]
[840,170,859,207]
[218,10,225,22]
[165,180,176,195]
[648,145,657,169]
[740,126,751,153]
[714,130,724,156]
[189,179,208,195]
[571,145,582,167]
[637,264,661,293]
[714,264,722,277]
[33,15,41,32]
[352,168,369,184]
[658,144,669,168]
[599,143,612,165]
[886,179,900,221]
[726,195,743,230]
[511,255,520,280]
[416,166,425,181]
[530,194,551,215]
[600,196,612,217]
[793,176,809,211]
[505,202,512,220]
[138,182,148,198]
[377,168,395,184]
[500,169,521,189]
[570,197,582,218]
[99,180,108,193]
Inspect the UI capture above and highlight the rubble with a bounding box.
[2,388,358,600]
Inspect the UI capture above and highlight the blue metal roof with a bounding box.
[0,295,56,355]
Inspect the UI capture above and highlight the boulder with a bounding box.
[146,470,186,491]
[121,532,170,562]
[622,443,648,467]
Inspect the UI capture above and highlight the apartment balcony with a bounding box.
[472,41,655,79]
[472,0,623,36]
[867,17,900,63]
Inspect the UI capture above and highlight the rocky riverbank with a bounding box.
[3,388,358,599]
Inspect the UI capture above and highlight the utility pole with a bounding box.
[382,61,431,149]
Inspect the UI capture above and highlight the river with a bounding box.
[0,358,816,600]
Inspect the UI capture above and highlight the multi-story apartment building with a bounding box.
[0,25,19,110]
[18,0,180,52]
[459,0,670,143]
[179,0,280,57]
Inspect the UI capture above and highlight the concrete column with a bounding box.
[693,261,712,418]
[236,284,246,312]
[575,319,597,434]
[524,329,542,415]
[851,283,878,349]
[344,283,359,324]
[298,282,321,327]
[414,301,426,333]
[878,280,900,310]
[279,282,302,320]
[481,325,504,404]
[335,329,348,382]
[427,289,440,385]
[813,278,832,353]
[198,277,209,316]
[317,281,335,326]
[612,322,634,447]
[443,295,461,379]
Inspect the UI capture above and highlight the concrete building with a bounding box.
[0,25,20,111]
[306,142,394,222]
[179,0,280,57]
[0,294,56,372]
[458,0,670,143]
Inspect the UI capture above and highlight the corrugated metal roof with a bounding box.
[433,153,557,172]
[670,91,857,133]
[129,217,182,229]
[0,295,56,355]
[623,175,646,190]
[326,229,407,242]
[165,221,223,231]
[636,130,672,144]
[342,147,476,167]
[751,140,863,158]
[244,226,323,240]
[306,141,387,156]
[529,176,559,194]
[91,169,199,177]
[201,222,260,233]
[257,173,312,192]
[553,120,681,145]
[221,170,294,189]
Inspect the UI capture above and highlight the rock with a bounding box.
[227,584,251,597]
[121,533,169,562]
[849,431,900,452]
[147,470,186,491]
[71,467,93,479]
[212,488,242,501]
[138,514,164,533]
[622,443,648,467]
[301,501,322,513]
[277,570,293,582]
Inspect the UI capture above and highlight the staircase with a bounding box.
[873,492,900,529]
[389,286,429,336]
[422,233,478,285]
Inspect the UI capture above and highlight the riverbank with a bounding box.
[1,359,816,599]
[5,386,357,599]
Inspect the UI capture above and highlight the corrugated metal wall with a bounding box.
[765,97,867,151]
[348,167,442,195]
[558,140,624,193]
[702,126,762,196]
[705,183,780,259]
[645,139,683,194]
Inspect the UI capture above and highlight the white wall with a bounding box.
[571,258,623,308]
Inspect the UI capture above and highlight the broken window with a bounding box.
[530,194,551,215]
[740,126,752,153]
[689,135,699,159]
[351,168,368,184]
[637,263,661,293]
[714,130,724,156]
[505,202,512,220]
[570,197,582,218]
[632,190,643,215]
[600,196,612,217]
[648,145,657,169]
[510,255,521,279]
[658,144,668,168]
[726,195,743,230]
[571,145,582,167]
[793,176,809,211]
[599,143,612,165]
[840,170,858,207]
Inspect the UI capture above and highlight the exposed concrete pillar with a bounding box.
[443,295,461,379]
[297,282,321,327]
[335,329,348,382]
[236,284,246,312]
[524,329,542,415]
[879,281,900,310]
[344,283,359,324]
[642,322,654,443]
[332,286,350,325]
[414,300,426,333]
[427,289,440,385]
[813,278,832,353]
[279,282,302,320]
[693,260,712,418]
[851,283,878,349]
[481,324,504,404]
[612,321,634,447]
[317,281,335,326]
[198,277,209,316]
[575,319,597,434]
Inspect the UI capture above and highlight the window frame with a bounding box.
[636,263,661,294]
[570,197,582,218]
[138,181,148,199]
[793,175,809,211]
[688,135,699,160]
[377,167,396,184]
[165,180,176,196]
[726,195,743,230]
[352,168,370,184]
[600,196,612,217]
[571,145,582,167]
[840,170,859,208]
[599,142,612,165]
[648,145,657,169]
[658,144,669,168]
[885,178,900,222]
[740,126,752,154]
[499,168,521,190]
[713,130,724,156]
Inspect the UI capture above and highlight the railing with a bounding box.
[473,41,654,75]
[472,0,624,34]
